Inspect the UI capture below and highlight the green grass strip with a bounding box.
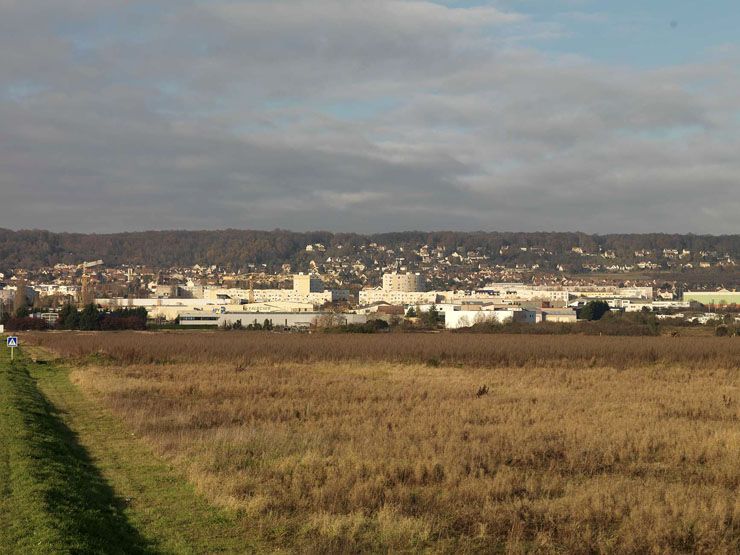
[28,348,261,554]
[1,344,260,554]
[0,348,151,554]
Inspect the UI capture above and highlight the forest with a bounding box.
[0,228,738,273]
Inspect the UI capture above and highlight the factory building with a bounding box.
[444,307,537,329]
[178,311,368,329]
[683,289,740,306]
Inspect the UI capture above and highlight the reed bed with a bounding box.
[26,331,740,369]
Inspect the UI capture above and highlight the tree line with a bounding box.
[1,228,737,273]
[1,304,147,331]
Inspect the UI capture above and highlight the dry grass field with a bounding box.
[27,331,739,369]
[27,332,740,553]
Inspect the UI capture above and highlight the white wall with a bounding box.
[445,309,517,329]
[180,311,368,328]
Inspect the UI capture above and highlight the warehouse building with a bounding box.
[683,289,740,306]
[178,311,368,329]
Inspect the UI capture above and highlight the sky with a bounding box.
[1,0,739,234]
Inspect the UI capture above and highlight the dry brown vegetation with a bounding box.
[27,332,740,553]
[26,331,740,369]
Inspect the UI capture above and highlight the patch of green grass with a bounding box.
[27,347,261,554]
[1,344,262,554]
[0,348,151,554]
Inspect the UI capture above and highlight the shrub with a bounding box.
[6,317,49,331]
[578,300,610,321]
[79,304,101,331]
[325,319,390,334]
[58,303,80,329]
[15,306,30,319]
[100,315,146,331]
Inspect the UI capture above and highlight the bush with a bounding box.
[579,300,610,321]
[461,311,659,336]
[15,306,30,319]
[100,315,147,331]
[79,304,101,331]
[6,317,49,331]
[58,303,80,329]
[325,319,390,334]
[418,306,442,329]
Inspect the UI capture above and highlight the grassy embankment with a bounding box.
[0,340,259,554]
[0,344,150,553]
[27,331,740,553]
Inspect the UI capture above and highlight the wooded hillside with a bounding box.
[1,228,738,273]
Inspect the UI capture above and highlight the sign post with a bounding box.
[7,336,18,361]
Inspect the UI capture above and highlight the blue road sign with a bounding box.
[7,336,18,347]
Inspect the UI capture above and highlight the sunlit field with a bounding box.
[28,332,740,553]
[27,331,738,369]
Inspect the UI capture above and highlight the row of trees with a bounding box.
[1,304,147,331]
[58,304,148,331]
[220,318,274,331]
[0,302,41,329]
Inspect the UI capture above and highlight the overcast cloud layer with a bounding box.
[1,0,738,233]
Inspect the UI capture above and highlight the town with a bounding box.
[1,236,737,333]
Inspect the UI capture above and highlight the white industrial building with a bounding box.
[537,308,578,323]
[239,301,315,313]
[567,299,690,312]
[623,301,691,312]
[94,297,232,321]
[479,284,570,303]
[359,279,653,308]
[95,273,350,322]
[198,273,349,306]
[202,287,347,305]
[444,307,537,329]
[178,311,368,329]
[479,284,652,302]
[568,286,653,300]
[683,289,740,306]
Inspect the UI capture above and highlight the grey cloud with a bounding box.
[0,0,738,233]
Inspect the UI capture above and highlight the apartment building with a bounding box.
[359,289,438,306]
[382,272,425,292]
[293,273,324,295]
